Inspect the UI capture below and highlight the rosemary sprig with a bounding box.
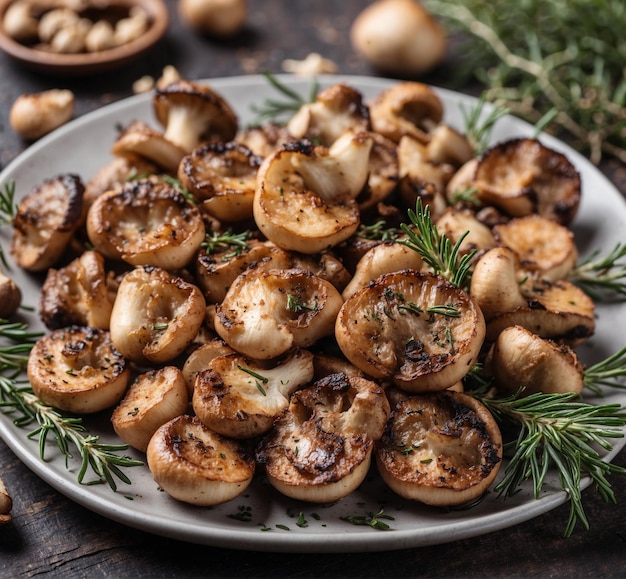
[0,319,143,491]
[583,347,626,395]
[398,199,475,289]
[461,93,510,156]
[0,181,17,226]
[250,71,318,125]
[355,220,400,241]
[473,389,626,536]
[424,0,626,163]
[202,229,252,258]
[568,242,626,300]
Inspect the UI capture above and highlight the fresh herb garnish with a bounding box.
[398,199,475,289]
[569,242,626,301]
[340,508,394,531]
[0,181,17,225]
[202,229,252,258]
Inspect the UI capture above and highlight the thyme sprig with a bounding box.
[461,93,510,156]
[355,220,400,242]
[340,508,394,531]
[398,199,475,289]
[424,0,626,163]
[473,389,626,536]
[0,319,143,491]
[250,71,319,125]
[568,242,626,300]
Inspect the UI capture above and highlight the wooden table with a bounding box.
[1,1,625,576]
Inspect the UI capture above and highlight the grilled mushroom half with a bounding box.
[178,141,262,222]
[336,271,485,392]
[40,250,114,330]
[11,173,84,271]
[112,366,189,452]
[215,267,343,360]
[473,138,581,225]
[253,132,374,254]
[27,326,130,414]
[257,373,390,503]
[109,266,206,365]
[147,415,255,506]
[192,348,315,438]
[375,391,502,506]
[86,178,205,270]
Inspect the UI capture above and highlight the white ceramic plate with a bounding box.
[1,75,625,553]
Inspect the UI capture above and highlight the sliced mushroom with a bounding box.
[109,266,206,365]
[40,249,114,330]
[147,415,255,506]
[235,123,293,158]
[335,271,486,392]
[153,80,238,153]
[256,373,390,503]
[369,82,443,144]
[112,366,190,452]
[215,267,343,360]
[426,124,475,168]
[489,325,584,397]
[177,141,262,222]
[253,133,373,253]
[86,178,205,270]
[11,173,84,271]
[111,120,187,173]
[287,83,371,146]
[375,391,502,506]
[27,326,130,414]
[356,131,399,210]
[193,348,315,438]
[473,138,581,225]
[493,214,578,281]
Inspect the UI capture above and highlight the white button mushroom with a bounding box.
[178,0,247,38]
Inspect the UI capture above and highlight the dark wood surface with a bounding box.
[1,1,626,576]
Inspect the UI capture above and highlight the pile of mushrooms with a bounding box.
[13,76,595,510]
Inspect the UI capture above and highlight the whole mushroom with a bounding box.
[9,89,74,140]
[178,0,247,38]
[351,0,447,77]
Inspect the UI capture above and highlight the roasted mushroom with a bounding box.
[86,178,205,270]
[257,373,390,503]
[27,326,130,414]
[336,270,485,392]
[375,391,502,506]
[253,132,373,253]
[11,173,84,271]
[153,80,238,153]
[147,414,255,506]
[215,267,343,360]
[192,348,315,438]
[109,266,206,365]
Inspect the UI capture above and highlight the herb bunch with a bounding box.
[424,0,626,163]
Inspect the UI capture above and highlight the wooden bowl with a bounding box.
[0,0,168,75]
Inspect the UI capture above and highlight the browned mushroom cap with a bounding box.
[375,391,502,507]
[40,249,113,330]
[489,325,584,397]
[493,214,578,281]
[84,153,159,208]
[153,80,238,153]
[335,270,486,393]
[256,373,390,503]
[235,123,293,157]
[11,173,84,271]
[287,83,371,146]
[111,120,187,173]
[178,141,262,222]
[473,138,581,225]
[369,82,444,144]
[86,178,205,270]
